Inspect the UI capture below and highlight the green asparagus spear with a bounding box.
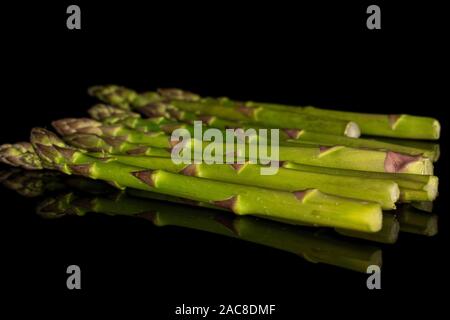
[369,137,440,161]
[285,131,438,161]
[256,102,440,140]
[53,118,434,174]
[89,85,440,140]
[89,104,244,133]
[282,163,438,202]
[29,128,383,232]
[0,139,434,204]
[89,104,437,161]
[86,154,399,209]
[0,142,43,170]
[88,85,361,138]
[157,87,440,140]
[298,107,440,140]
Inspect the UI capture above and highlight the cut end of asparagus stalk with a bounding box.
[431,119,441,140]
[390,184,400,208]
[0,142,43,170]
[344,121,361,138]
[384,151,433,175]
[424,176,439,201]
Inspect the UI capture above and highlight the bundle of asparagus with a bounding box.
[0,85,441,236]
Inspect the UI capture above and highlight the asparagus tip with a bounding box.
[52,118,102,136]
[0,142,43,170]
[432,119,441,140]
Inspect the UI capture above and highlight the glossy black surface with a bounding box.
[2,1,447,316]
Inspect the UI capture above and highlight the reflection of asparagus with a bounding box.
[411,201,433,213]
[29,128,382,232]
[37,191,382,272]
[283,163,438,202]
[52,118,434,175]
[0,169,64,197]
[336,213,399,244]
[0,168,114,197]
[88,86,361,138]
[396,205,438,236]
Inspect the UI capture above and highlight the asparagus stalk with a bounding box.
[53,118,434,174]
[88,86,362,138]
[282,163,438,202]
[370,137,440,161]
[89,85,440,140]
[257,102,440,140]
[158,88,440,140]
[396,205,438,236]
[89,104,437,162]
[298,107,440,140]
[29,128,382,232]
[37,191,382,272]
[88,154,399,209]
[0,139,434,204]
[89,104,244,134]
[286,131,438,161]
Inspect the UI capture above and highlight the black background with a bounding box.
[1,1,448,317]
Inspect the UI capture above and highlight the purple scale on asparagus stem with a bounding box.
[213,196,238,212]
[384,151,421,173]
[293,190,309,201]
[69,164,93,177]
[319,146,333,153]
[283,129,301,139]
[197,115,214,125]
[236,104,257,118]
[102,136,127,147]
[126,146,149,155]
[180,164,197,176]
[53,145,76,160]
[160,123,184,134]
[230,163,246,171]
[388,114,401,128]
[131,170,156,187]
